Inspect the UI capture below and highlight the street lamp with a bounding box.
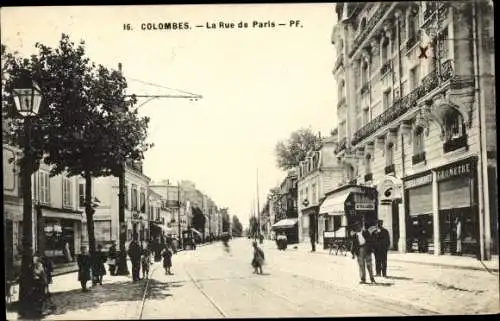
[13,79,43,318]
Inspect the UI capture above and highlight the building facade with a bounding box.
[332,1,496,258]
[92,160,151,248]
[297,136,344,246]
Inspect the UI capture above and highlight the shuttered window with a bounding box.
[438,177,471,210]
[408,184,433,215]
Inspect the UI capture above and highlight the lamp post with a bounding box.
[13,79,42,318]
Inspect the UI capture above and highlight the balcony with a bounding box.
[440,59,454,83]
[412,152,426,165]
[364,173,373,182]
[384,164,395,175]
[423,2,449,28]
[443,135,468,153]
[335,137,347,154]
[350,2,393,57]
[351,67,446,146]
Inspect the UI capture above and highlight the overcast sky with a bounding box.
[1,4,339,228]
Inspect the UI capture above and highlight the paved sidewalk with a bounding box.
[285,241,499,273]
[5,261,147,320]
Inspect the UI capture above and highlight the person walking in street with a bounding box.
[162,245,173,275]
[350,222,376,284]
[92,244,107,285]
[128,234,143,282]
[77,246,92,292]
[31,253,48,317]
[251,241,265,275]
[107,241,118,276]
[141,248,152,279]
[374,220,391,277]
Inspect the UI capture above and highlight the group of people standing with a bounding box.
[350,219,391,284]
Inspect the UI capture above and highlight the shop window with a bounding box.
[412,126,426,164]
[140,189,146,213]
[442,108,467,153]
[63,177,72,208]
[38,171,50,204]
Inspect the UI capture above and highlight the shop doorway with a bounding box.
[392,201,400,251]
[439,206,479,257]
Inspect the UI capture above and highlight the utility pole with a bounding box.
[256,168,261,240]
[177,181,182,249]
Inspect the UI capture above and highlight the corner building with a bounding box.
[331,1,496,259]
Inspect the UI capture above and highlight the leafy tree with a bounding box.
[249,216,259,238]
[231,215,243,237]
[191,206,206,237]
[275,128,322,170]
[2,35,151,255]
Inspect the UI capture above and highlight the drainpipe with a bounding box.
[472,1,490,260]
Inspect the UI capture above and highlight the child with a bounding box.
[162,245,173,275]
[141,248,152,279]
[251,241,265,274]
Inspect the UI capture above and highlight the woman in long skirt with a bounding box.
[162,246,173,275]
[251,241,265,274]
[77,246,92,291]
[92,245,107,285]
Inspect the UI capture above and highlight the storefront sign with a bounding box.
[355,203,375,210]
[436,161,473,182]
[404,173,433,189]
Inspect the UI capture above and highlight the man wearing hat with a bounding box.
[374,220,390,277]
[350,221,376,284]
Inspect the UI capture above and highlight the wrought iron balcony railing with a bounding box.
[335,137,347,154]
[443,135,468,153]
[350,3,393,57]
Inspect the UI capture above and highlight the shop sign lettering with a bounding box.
[436,162,471,182]
[404,173,433,189]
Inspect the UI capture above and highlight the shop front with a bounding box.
[319,185,377,249]
[272,218,299,244]
[38,205,83,264]
[403,156,479,257]
[300,205,319,245]
[404,172,434,253]
[436,157,478,257]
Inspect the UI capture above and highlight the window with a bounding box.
[156,208,160,221]
[381,38,390,65]
[305,187,309,202]
[410,66,420,90]
[443,108,464,141]
[363,108,370,125]
[63,177,72,208]
[124,185,129,209]
[131,185,138,211]
[140,189,146,213]
[346,165,355,181]
[436,28,449,63]
[38,171,50,204]
[365,154,372,174]
[311,184,317,204]
[386,142,394,166]
[79,183,85,207]
[413,126,425,154]
[383,90,392,109]
[407,7,419,44]
[149,205,154,220]
[360,18,367,31]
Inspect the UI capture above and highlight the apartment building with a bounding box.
[297,135,343,246]
[331,1,496,259]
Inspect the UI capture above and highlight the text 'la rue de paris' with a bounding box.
[201,20,303,29]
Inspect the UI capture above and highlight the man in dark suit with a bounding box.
[350,222,376,284]
[374,220,391,277]
[128,234,142,282]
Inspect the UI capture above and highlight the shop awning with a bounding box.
[191,228,203,236]
[319,190,352,216]
[272,218,298,229]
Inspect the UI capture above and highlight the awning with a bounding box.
[319,189,352,216]
[191,228,203,236]
[272,218,298,229]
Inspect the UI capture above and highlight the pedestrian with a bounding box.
[77,246,92,292]
[350,222,376,284]
[251,241,265,274]
[107,241,118,276]
[92,244,107,285]
[310,229,316,252]
[128,234,142,282]
[63,242,73,263]
[154,237,162,262]
[39,253,54,297]
[162,245,173,275]
[455,216,463,256]
[374,220,391,278]
[141,248,152,279]
[31,253,48,317]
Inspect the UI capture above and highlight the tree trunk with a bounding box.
[85,171,96,255]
